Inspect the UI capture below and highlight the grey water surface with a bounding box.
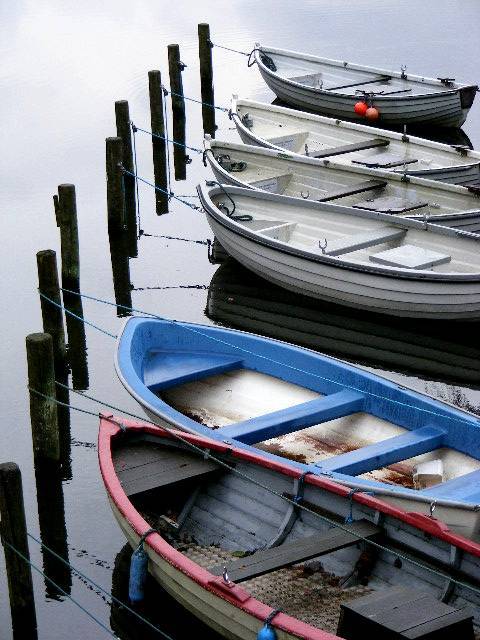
[2,1,480,638]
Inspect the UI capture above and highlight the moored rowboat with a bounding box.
[100,417,480,639]
[204,138,480,233]
[252,44,478,127]
[115,316,480,539]
[230,96,480,186]
[198,183,480,319]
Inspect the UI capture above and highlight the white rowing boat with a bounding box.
[197,183,480,319]
[252,44,478,127]
[204,138,480,233]
[231,96,480,185]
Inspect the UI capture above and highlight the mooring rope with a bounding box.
[133,124,203,154]
[209,42,250,56]
[162,85,228,112]
[122,169,202,212]
[140,232,208,245]
[27,381,480,597]
[26,532,175,640]
[1,538,118,637]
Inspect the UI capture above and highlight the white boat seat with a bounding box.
[288,72,324,87]
[310,138,390,159]
[369,245,451,269]
[239,219,286,231]
[352,154,419,169]
[324,226,407,257]
[268,132,309,153]
[250,173,293,194]
[318,179,388,202]
[353,195,429,213]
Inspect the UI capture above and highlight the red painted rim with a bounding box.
[98,415,480,640]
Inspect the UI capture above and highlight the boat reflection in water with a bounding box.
[205,259,480,389]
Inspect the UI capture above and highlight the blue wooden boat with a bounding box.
[116,317,480,539]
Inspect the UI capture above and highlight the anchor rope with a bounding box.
[133,125,203,154]
[26,382,480,596]
[52,287,480,430]
[25,531,174,639]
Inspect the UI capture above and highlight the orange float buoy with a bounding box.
[365,107,380,121]
[354,101,368,116]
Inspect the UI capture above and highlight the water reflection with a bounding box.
[108,228,133,318]
[206,259,480,389]
[110,544,222,640]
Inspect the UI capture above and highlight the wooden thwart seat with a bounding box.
[325,226,407,257]
[114,444,221,497]
[210,519,379,583]
[310,138,390,159]
[318,179,388,202]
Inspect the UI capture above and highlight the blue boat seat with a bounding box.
[221,389,364,445]
[422,469,480,503]
[144,351,243,392]
[315,425,446,476]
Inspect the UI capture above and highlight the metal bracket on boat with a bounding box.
[422,214,429,230]
[301,190,310,199]
[241,112,253,128]
[400,65,407,80]
[438,77,455,86]
[429,500,437,517]
[304,143,309,156]
[402,124,409,143]
[319,238,328,254]
[222,566,233,585]
[451,144,469,156]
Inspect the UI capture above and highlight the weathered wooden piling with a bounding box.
[115,100,138,257]
[56,185,80,293]
[26,333,60,462]
[168,44,187,180]
[54,185,89,391]
[0,463,38,639]
[198,23,216,137]
[148,70,169,215]
[106,136,126,234]
[36,250,66,372]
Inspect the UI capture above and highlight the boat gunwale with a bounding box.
[204,137,480,196]
[231,96,480,166]
[254,44,476,95]
[114,316,480,509]
[198,184,480,282]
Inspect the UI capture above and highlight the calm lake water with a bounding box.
[2,1,480,638]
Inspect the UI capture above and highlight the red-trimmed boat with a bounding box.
[99,415,479,639]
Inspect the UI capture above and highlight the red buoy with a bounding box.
[365,107,380,121]
[354,101,368,116]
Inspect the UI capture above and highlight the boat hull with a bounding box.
[206,214,480,319]
[257,64,469,128]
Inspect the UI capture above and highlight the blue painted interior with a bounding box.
[116,317,480,504]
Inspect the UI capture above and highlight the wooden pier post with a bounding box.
[36,250,66,373]
[0,463,38,639]
[198,23,216,137]
[106,136,126,234]
[26,333,60,462]
[148,70,169,215]
[56,185,80,292]
[115,100,138,257]
[168,44,187,180]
